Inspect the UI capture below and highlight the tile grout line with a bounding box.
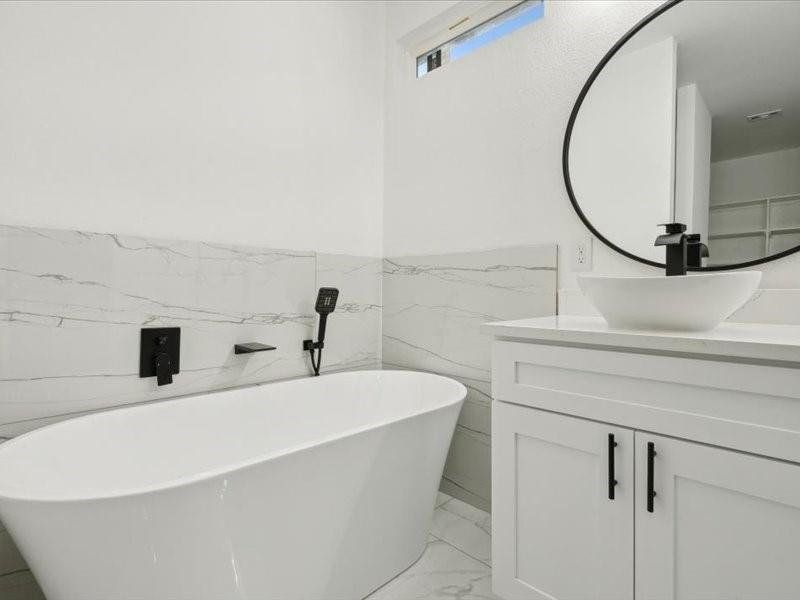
[438,502,492,534]
[429,532,492,568]
[0,568,32,580]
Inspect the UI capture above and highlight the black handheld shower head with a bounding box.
[315,287,339,314]
[314,287,338,344]
[304,287,339,376]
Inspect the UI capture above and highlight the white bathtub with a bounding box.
[0,370,465,600]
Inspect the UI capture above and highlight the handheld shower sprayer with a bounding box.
[303,287,339,376]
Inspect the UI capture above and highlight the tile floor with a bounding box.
[366,492,497,600]
[0,492,496,600]
[0,569,44,600]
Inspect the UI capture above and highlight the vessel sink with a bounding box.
[577,271,761,331]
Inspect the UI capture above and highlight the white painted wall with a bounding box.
[571,36,676,263]
[0,1,385,256]
[675,83,712,241]
[383,0,800,305]
[383,0,667,293]
[4,0,800,302]
[711,147,800,206]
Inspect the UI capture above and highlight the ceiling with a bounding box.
[618,0,800,162]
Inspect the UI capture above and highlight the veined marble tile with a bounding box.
[0,225,319,427]
[382,245,556,385]
[440,497,492,537]
[0,225,387,579]
[383,245,557,510]
[557,287,600,317]
[365,537,496,600]
[431,502,491,566]
[0,526,26,578]
[382,363,491,437]
[728,288,800,325]
[380,364,491,509]
[442,426,492,512]
[0,570,45,600]
[315,254,382,372]
[439,479,490,515]
[451,375,491,436]
[435,492,453,508]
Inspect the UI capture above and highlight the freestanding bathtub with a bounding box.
[0,370,465,600]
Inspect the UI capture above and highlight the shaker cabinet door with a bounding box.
[492,402,633,600]
[635,433,800,600]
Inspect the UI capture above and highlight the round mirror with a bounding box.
[564,0,800,270]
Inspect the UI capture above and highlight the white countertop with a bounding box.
[482,316,800,365]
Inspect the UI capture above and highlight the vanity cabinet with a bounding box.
[486,317,800,600]
[492,403,634,600]
[635,433,800,600]
[494,405,800,600]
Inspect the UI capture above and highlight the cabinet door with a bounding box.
[635,433,800,600]
[492,402,633,600]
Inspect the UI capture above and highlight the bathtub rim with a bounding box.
[0,370,466,504]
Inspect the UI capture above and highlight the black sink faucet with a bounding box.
[654,222,688,276]
[687,234,709,268]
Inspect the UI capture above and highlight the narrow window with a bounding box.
[416,0,544,78]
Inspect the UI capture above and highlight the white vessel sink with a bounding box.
[577,271,761,332]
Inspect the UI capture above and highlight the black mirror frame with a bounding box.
[562,0,800,271]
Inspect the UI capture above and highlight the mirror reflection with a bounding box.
[568,0,800,267]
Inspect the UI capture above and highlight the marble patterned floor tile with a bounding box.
[364,538,497,600]
[431,504,491,566]
[1,494,494,600]
[0,570,45,600]
[440,478,490,514]
[0,526,27,579]
[439,497,492,537]
[436,492,453,507]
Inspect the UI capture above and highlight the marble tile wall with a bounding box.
[316,254,382,372]
[0,225,556,592]
[0,224,382,586]
[382,246,558,511]
[727,288,800,325]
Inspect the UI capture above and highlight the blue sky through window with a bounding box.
[450,1,544,62]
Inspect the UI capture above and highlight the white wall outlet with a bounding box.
[574,237,593,272]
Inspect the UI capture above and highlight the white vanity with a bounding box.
[486,316,800,600]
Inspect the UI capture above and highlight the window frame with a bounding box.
[414,0,544,78]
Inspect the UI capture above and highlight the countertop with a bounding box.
[482,315,800,365]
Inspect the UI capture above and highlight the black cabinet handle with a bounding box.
[608,433,618,500]
[647,441,657,512]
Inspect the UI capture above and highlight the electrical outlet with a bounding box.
[574,237,593,272]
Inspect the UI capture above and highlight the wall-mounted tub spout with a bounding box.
[234,342,277,354]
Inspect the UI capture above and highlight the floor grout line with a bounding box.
[437,497,492,526]
[429,532,492,568]
[0,568,32,580]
